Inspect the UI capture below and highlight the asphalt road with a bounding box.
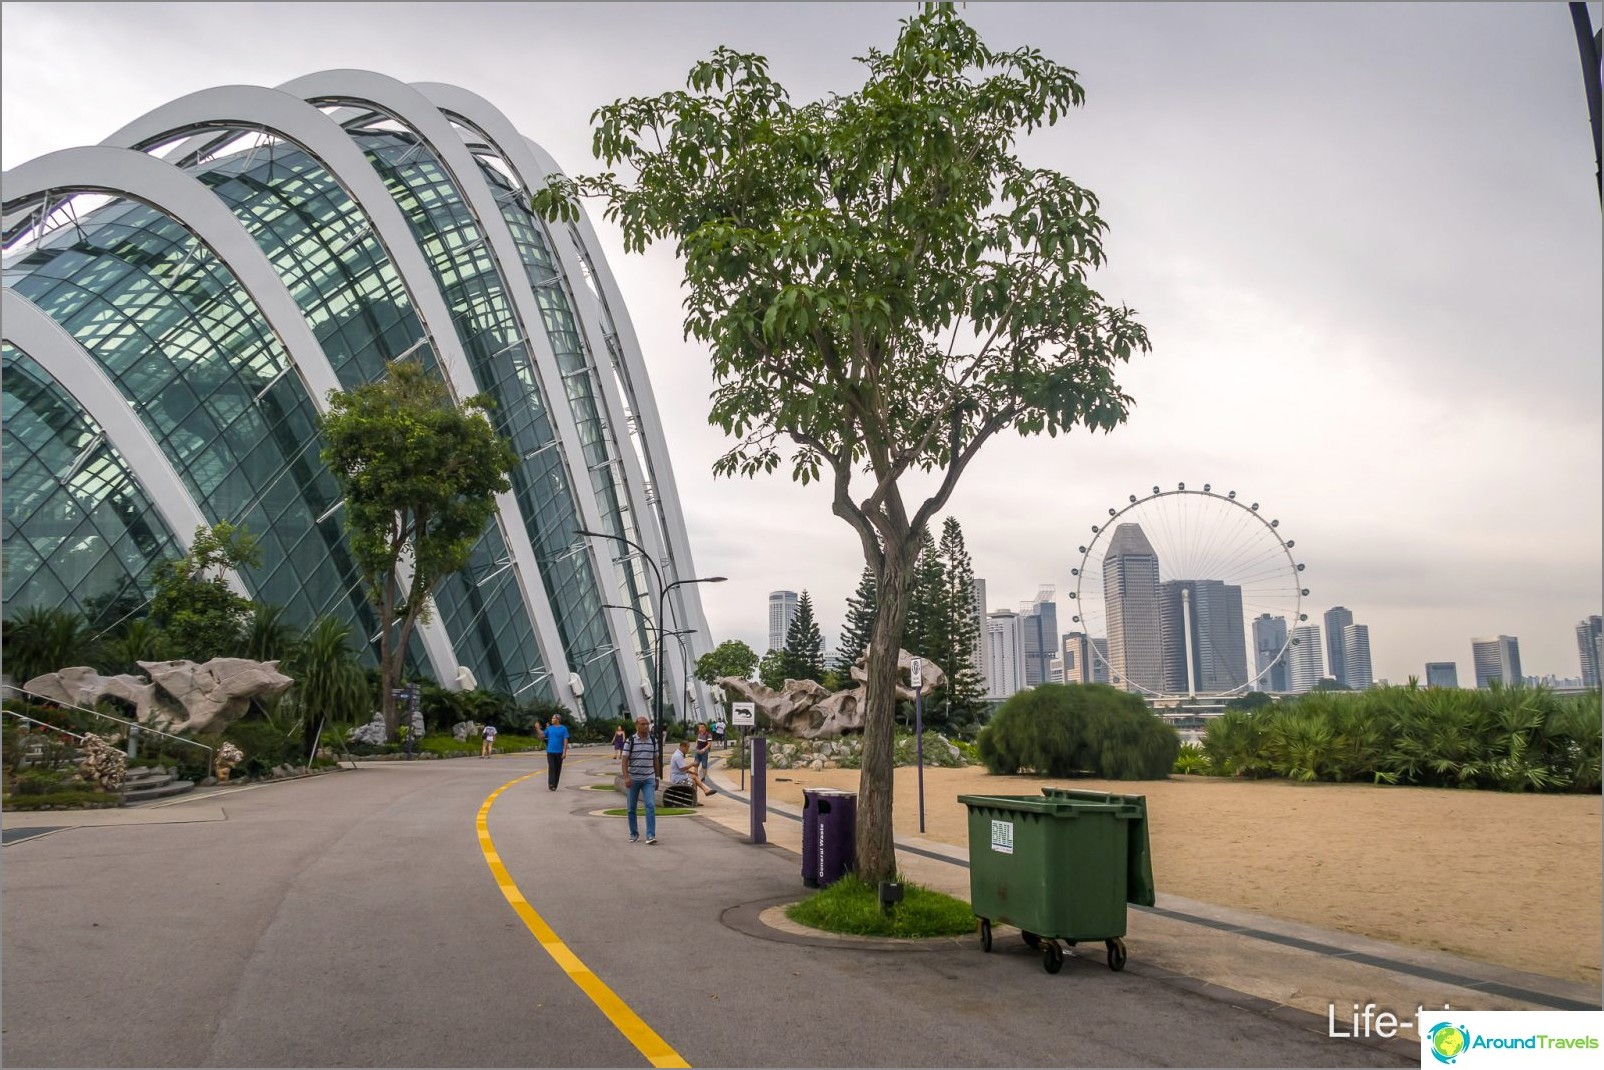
[1,749,1411,1068]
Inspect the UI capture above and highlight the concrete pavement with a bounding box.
[0,745,1537,1066]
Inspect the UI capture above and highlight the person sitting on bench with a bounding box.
[668,740,717,800]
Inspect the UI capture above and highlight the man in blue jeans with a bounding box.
[621,716,660,844]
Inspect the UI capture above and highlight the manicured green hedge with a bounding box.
[1198,685,1601,793]
[978,683,1179,780]
[2,790,121,810]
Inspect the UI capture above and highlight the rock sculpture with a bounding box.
[347,708,424,746]
[24,658,293,735]
[719,649,945,739]
[78,733,127,793]
[215,741,245,782]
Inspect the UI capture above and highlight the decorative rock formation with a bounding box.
[24,658,292,735]
[78,733,127,792]
[137,659,292,734]
[215,741,245,782]
[347,708,425,746]
[451,720,481,742]
[718,649,946,739]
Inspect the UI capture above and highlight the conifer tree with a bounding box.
[938,516,990,729]
[835,565,878,674]
[784,589,826,683]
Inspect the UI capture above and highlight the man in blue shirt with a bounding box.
[544,712,570,791]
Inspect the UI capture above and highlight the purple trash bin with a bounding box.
[802,788,858,888]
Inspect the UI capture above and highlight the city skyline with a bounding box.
[4,3,1598,685]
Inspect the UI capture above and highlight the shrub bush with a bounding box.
[3,789,120,810]
[221,719,303,778]
[977,683,1179,780]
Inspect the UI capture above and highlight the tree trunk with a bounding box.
[380,577,397,739]
[854,540,916,884]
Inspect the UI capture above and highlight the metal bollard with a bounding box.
[749,736,767,845]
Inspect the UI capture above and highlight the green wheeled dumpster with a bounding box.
[958,789,1155,975]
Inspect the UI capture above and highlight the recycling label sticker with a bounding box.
[990,819,1014,854]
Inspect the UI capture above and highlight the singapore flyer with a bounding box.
[1069,483,1308,699]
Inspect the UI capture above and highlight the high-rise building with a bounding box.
[1252,614,1291,692]
[1470,635,1522,688]
[1577,615,1602,688]
[1159,579,1248,694]
[985,609,1027,700]
[972,578,989,686]
[1324,607,1354,688]
[1047,654,1064,685]
[1288,625,1325,693]
[1,72,718,721]
[1102,523,1163,693]
[1341,623,1373,690]
[1424,662,1459,688]
[768,590,799,652]
[1061,631,1110,685]
[1019,587,1058,687]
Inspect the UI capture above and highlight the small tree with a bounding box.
[537,6,1149,881]
[320,360,517,737]
[149,522,261,664]
[695,639,760,716]
[281,615,370,759]
[783,590,826,684]
[937,517,988,730]
[757,648,791,692]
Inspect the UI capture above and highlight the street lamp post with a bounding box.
[576,528,725,769]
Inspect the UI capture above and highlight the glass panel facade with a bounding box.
[2,345,181,631]
[349,126,624,716]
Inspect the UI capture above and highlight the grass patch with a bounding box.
[2,790,122,811]
[786,874,975,939]
[600,807,695,817]
[587,783,618,791]
[415,734,546,758]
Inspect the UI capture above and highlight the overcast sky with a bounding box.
[4,2,1600,684]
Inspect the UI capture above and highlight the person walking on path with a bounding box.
[611,725,627,768]
[621,716,660,844]
[694,723,713,779]
[481,722,497,759]
[544,713,570,790]
[670,740,718,800]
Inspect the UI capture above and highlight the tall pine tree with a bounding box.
[938,517,989,730]
[784,589,826,683]
[903,529,945,665]
[835,565,878,673]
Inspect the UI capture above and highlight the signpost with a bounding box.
[731,701,755,791]
[911,658,925,834]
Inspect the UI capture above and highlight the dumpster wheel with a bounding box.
[1042,941,1065,974]
[1105,937,1128,971]
[978,919,992,952]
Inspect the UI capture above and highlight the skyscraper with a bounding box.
[1102,523,1163,693]
[985,609,1027,700]
[1019,587,1058,687]
[1577,615,1602,688]
[768,590,799,652]
[1341,623,1373,690]
[1252,614,1291,692]
[1425,662,1459,688]
[1288,624,1325,693]
[1159,579,1248,694]
[1470,635,1522,688]
[1062,631,1110,685]
[1324,607,1354,688]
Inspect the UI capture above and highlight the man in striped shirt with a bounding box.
[621,716,661,844]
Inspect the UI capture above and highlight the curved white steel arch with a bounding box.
[2,147,460,678]
[277,69,634,712]
[414,81,711,716]
[1,289,247,599]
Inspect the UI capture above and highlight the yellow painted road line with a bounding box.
[477,774,690,1069]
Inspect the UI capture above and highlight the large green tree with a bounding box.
[782,590,827,684]
[537,6,1148,880]
[695,638,760,717]
[149,521,261,664]
[320,360,517,737]
[834,564,878,674]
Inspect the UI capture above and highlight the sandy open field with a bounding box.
[759,764,1603,984]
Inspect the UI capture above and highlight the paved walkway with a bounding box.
[2,745,1592,1067]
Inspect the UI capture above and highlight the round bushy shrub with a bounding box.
[977,683,1179,780]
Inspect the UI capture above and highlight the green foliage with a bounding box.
[3,606,101,685]
[221,720,303,779]
[244,603,296,662]
[757,648,791,691]
[783,590,826,683]
[696,639,760,688]
[785,873,976,938]
[1172,742,1211,775]
[320,360,517,735]
[3,789,121,811]
[978,684,1179,780]
[101,617,171,676]
[281,616,372,755]
[149,522,261,663]
[903,518,989,734]
[537,6,1149,882]
[1200,685,1602,792]
[415,732,545,758]
[834,565,878,674]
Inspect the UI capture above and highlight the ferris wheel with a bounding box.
[1068,483,1308,698]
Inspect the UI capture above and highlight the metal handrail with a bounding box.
[1,684,215,776]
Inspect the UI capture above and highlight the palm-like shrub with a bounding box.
[281,616,371,755]
[978,683,1179,780]
[102,618,171,676]
[3,606,100,686]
